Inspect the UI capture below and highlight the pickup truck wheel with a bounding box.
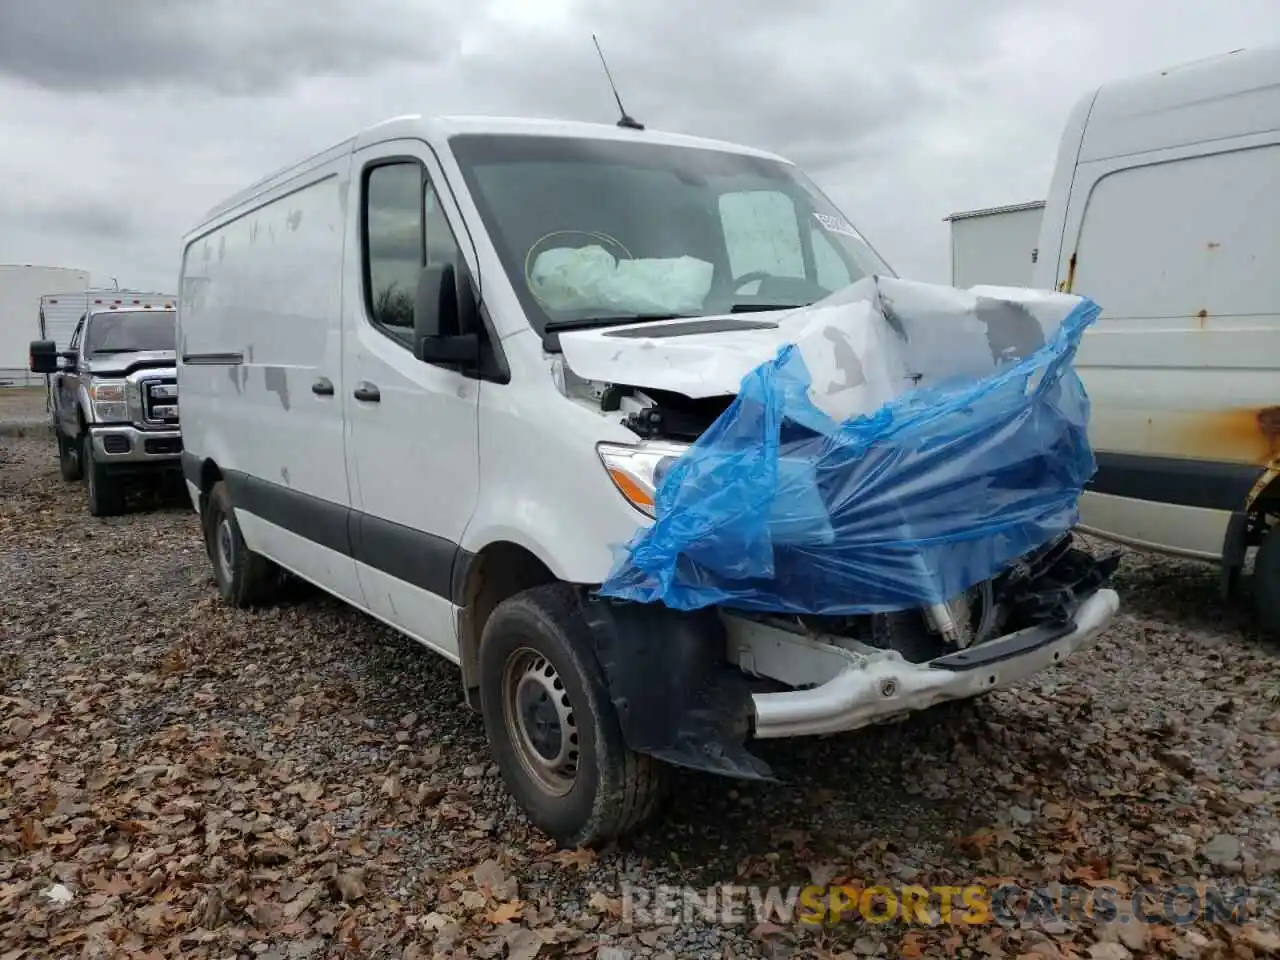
[1254,523,1280,637]
[478,584,669,849]
[57,433,82,482]
[204,481,279,608]
[84,441,124,517]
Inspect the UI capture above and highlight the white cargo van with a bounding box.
[178,115,1120,846]
[1032,44,1280,632]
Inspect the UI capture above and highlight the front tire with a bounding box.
[1254,522,1280,637]
[478,584,668,849]
[57,432,82,482]
[203,481,279,608]
[84,439,123,517]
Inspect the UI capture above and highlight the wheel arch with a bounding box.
[456,540,559,708]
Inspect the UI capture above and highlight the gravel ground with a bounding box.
[0,387,53,436]
[3,419,1280,959]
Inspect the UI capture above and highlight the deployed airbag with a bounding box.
[597,276,1101,615]
[529,245,714,317]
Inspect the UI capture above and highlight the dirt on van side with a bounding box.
[1,432,1278,959]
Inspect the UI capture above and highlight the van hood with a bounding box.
[554,278,1089,443]
[555,311,806,399]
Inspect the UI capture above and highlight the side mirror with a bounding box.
[413,260,480,366]
[29,340,58,374]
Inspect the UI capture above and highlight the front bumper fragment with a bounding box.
[749,587,1119,739]
[89,424,183,464]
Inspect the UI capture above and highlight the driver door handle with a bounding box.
[312,377,334,396]
[353,382,381,403]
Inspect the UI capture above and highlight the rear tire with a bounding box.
[57,432,82,482]
[84,439,123,517]
[203,480,279,608]
[1254,524,1280,637]
[478,584,669,849]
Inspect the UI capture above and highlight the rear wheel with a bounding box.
[1254,523,1280,637]
[478,584,668,848]
[57,432,82,482]
[84,439,124,517]
[203,481,279,607]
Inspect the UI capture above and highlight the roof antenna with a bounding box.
[592,34,644,131]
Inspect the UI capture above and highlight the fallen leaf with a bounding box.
[505,927,542,960]
[335,870,365,902]
[587,892,622,918]
[552,848,597,871]
[487,901,524,924]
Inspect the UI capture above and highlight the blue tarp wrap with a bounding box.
[597,276,1101,615]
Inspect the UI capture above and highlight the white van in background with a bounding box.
[1032,44,1280,632]
[177,115,1120,846]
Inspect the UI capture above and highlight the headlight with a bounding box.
[90,379,129,423]
[597,441,688,517]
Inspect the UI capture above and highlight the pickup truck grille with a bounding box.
[140,377,179,426]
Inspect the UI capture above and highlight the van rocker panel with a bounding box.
[1089,451,1264,513]
[209,463,473,606]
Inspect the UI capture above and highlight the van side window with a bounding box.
[364,162,425,335]
[363,162,466,342]
[425,181,460,267]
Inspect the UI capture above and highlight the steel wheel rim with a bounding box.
[216,516,235,584]
[501,646,579,797]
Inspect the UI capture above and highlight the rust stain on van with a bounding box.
[1195,308,1209,329]
[1177,406,1280,465]
[1058,252,1078,294]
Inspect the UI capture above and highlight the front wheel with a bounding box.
[57,432,82,482]
[84,439,123,517]
[478,584,669,848]
[1254,522,1280,637]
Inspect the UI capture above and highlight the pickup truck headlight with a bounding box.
[90,379,129,423]
[597,441,688,517]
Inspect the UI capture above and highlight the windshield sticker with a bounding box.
[813,212,862,239]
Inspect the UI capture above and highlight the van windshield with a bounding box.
[84,310,176,355]
[448,134,892,333]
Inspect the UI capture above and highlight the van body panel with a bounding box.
[1033,45,1280,561]
[462,331,661,584]
[179,156,362,599]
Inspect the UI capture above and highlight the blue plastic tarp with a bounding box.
[597,276,1101,615]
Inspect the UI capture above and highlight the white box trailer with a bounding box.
[0,264,90,386]
[944,201,1046,289]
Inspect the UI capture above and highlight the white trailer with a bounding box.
[943,201,1045,289]
[0,264,90,386]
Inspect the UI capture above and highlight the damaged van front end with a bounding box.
[552,275,1121,781]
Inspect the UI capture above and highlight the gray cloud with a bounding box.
[0,0,448,93]
[0,0,1277,295]
[1,195,135,241]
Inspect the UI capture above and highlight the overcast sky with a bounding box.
[1,0,1277,293]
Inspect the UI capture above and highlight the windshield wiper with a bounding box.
[544,314,686,333]
[729,303,809,314]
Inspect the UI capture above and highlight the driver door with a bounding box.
[341,142,481,657]
[56,318,85,439]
